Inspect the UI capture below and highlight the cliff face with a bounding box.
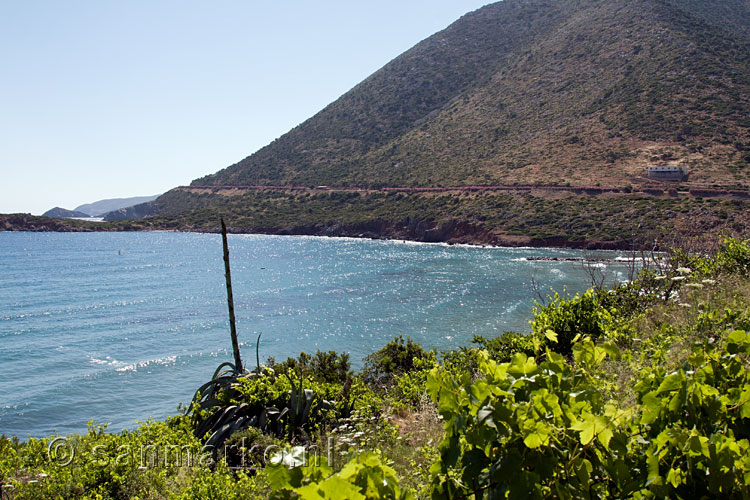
[187,0,750,190]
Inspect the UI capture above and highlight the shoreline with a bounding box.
[0,214,634,251]
[229,220,633,251]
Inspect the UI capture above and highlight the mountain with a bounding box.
[42,207,91,218]
[102,202,160,222]
[75,195,160,217]
[189,0,750,189]
[56,0,749,248]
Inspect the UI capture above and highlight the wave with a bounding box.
[1,298,152,322]
[115,355,178,373]
[88,356,127,368]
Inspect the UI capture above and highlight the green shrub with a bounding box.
[594,270,666,318]
[670,238,750,278]
[268,350,352,385]
[715,237,750,276]
[389,356,437,408]
[427,340,626,499]
[220,426,282,470]
[1,418,206,500]
[440,333,539,378]
[362,336,435,387]
[426,331,750,498]
[473,332,537,362]
[233,370,293,414]
[174,463,265,500]
[440,345,481,374]
[232,370,342,439]
[630,330,750,497]
[531,289,613,355]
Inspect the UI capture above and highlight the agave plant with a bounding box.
[190,361,245,415]
[187,219,340,452]
[282,373,334,440]
[187,334,279,448]
[186,221,269,450]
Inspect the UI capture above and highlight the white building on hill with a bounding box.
[647,165,689,182]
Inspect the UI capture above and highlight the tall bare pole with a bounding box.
[221,218,243,373]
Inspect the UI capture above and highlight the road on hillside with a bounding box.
[181,183,750,199]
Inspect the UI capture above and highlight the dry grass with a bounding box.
[607,271,750,409]
[383,395,444,498]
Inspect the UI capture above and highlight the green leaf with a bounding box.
[267,463,304,490]
[469,381,492,403]
[532,335,543,353]
[666,467,685,487]
[462,449,490,482]
[727,330,750,353]
[600,341,620,359]
[540,391,563,419]
[544,329,558,343]
[597,422,614,450]
[655,372,684,395]
[640,392,662,424]
[523,422,550,449]
[317,475,366,500]
[477,405,497,430]
[667,390,685,413]
[508,353,538,377]
[440,435,461,467]
[573,339,607,369]
[294,483,328,500]
[571,414,609,446]
[686,430,709,458]
[646,452,662,487]
[573,458,593,487]
[740,390,750,419]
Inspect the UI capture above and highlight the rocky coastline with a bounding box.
[1,213,632,250]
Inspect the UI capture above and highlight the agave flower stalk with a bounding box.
[221,218,243,373]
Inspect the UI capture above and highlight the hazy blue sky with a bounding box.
[0,1,491,215]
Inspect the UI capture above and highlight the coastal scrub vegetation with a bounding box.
[3,238,750,498]
[5,188,750,252]
[114,188,750,250]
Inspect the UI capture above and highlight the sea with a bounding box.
[0,232,633,438]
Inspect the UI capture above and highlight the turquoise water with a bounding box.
[0,232,630,438]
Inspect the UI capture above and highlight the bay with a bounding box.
[0,232,631,438]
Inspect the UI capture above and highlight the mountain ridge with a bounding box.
[75,195,160,217]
